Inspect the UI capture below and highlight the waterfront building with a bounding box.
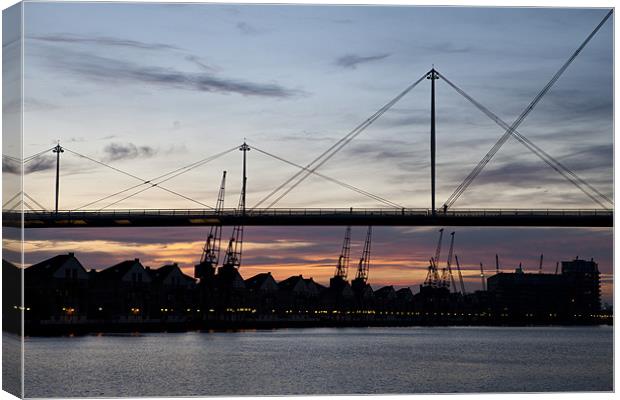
[487,258,601,320]
[24,253,90,324]
[561,258,601,315]
[90,258,153,322]
[374,286,397,310]
[146,263,196,321]
[395,287,414,311]
[245,272,279,312]
[278,275,322,311]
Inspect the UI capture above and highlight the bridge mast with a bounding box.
[239,141,251,215]
[52,142,64,213]
[427,69,439,216]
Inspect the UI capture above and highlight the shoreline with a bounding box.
[19,317,613,336]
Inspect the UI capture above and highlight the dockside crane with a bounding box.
[335,226,352,280]
[221,142,251,271]
[424,228,444,287]
[195,171,226,281]
[538,254,544,274]
[355,226,372,283]
[201,171,226,265]
[222,177,246,270]
[440,232,457,291]
[455,255,466,295]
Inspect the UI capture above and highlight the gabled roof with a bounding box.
[304,278,325,292]
[25,253,85,278]
[278,275,306,292]
[147,264,195,285]
[216,265,246,289]
[245,272,276,291]
[303,278,325,296]
[374,285,396,299]
[97,258,143,281]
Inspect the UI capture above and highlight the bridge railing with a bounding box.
[8,207,613,218]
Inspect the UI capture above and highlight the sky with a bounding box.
[2,3,614,302]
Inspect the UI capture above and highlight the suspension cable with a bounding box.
[253,71,430,210]
[95,146,238,210]
[250,144,404,208]
[24,192,48,211]
[2,192,21,209]
[2,146,55,165]
[438,72,612,209]
[72,146,238,210]
[443,9,613,209]
[24,147,55,163]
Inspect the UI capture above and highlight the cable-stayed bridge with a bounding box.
[2,10,614,229]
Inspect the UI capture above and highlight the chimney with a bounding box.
[134,258,139,262]
[68,252,75,257]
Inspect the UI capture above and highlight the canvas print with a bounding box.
[2,2,614,398]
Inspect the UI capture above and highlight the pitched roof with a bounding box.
[25,253,84,278]
[374,285,396,299]
[147,264,195,284]
[304,278,325,291]
[245,272,275,291]
[97,258,142,281]
[396,287,414,299]
[278,275,306,292]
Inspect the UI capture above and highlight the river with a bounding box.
[20,326,612,397]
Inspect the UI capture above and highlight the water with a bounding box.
[22,326,612,397]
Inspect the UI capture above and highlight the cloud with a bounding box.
[41,48,301,98]
[28,34,182,51]
[24,98,59,112]
[335,53,391,69]
[420,42,474,54]
[3,155,56,175]
[184,54,218,72]
[25,155,56,174]
[236,21,264,35]
[103,143,157,162]
[2,158,19,174]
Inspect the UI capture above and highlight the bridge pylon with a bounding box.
[427,68,439,216]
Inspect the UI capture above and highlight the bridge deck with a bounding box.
[2,208,613,228]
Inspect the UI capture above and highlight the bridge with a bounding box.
[2,10,614,229]
[5,208,612,229]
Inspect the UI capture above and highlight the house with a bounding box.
[245,272,279,312]
[24,253,90,323]
[213,264,247,311]
[395,287,414,310]
[373,286,397,310]
[147,263,196,321]
[90,258,152,322]
[278,275,322,312]
[323,276,355,310]
[351,277,374,309]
